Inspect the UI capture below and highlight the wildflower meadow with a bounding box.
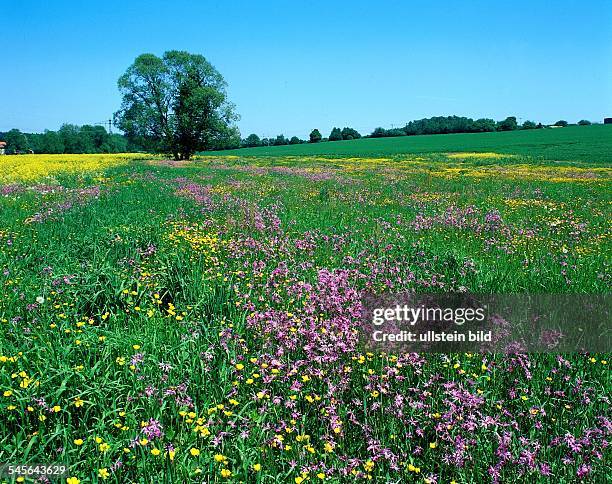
[0,151,610,483]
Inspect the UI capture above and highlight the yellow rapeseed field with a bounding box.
[0,153,152,184]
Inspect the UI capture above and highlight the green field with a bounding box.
[0,146,610,483]
[218,125,612,163]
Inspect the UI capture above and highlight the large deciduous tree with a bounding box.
[114,51,239,160]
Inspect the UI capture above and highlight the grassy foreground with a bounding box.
[217,125,612,163]
[0,152,610,483]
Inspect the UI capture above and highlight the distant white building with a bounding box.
[0,141,6,155]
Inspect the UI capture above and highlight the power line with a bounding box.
[94,119,113,134]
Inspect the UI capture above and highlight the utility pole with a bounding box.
[95,119,113,134]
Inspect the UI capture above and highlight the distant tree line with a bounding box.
[242,133,303,147]
[238,116,596,149]
[0,125,137,154]
[0,124,241,155]
[369,117,596,138]
[371,116,537,138]
[241,127,362,147]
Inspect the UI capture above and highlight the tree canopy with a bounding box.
[2,129,29,153]
[309,129,322,143]
[114,51,239,159]
[329,127,343,141]
[496,116,518,131]
[274,135,288,146]
[521,120,537,130]
[341,127,361,140]
[243,133,262,147]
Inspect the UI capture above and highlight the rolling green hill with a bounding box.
[215,125,612,163]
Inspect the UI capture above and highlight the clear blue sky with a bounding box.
[2,0,611,138]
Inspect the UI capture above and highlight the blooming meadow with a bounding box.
[0,153,610,483]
